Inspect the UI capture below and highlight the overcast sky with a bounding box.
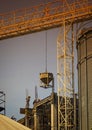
[0,0,79,120]
[0,19,58,120]
[0,0,43,13]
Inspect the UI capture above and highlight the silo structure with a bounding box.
[77,28,92,130]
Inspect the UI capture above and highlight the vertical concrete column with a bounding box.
[34,108,37,130]
[51,93,57,130]
[34,108,39,130]
[51,103,54,130]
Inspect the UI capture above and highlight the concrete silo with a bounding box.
[77,28,92,130]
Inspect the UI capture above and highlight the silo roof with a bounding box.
[0,114,31,130]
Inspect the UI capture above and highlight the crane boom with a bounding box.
[0,0,92,40]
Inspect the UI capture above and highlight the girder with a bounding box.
[0,0,92,40]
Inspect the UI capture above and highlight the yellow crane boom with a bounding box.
[0,0,92,40]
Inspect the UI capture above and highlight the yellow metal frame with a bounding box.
[0,0,92,40]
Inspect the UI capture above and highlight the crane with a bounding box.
[0,0,91,40]
[0,0,92,130]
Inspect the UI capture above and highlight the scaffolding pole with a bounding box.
[57,20,74,130]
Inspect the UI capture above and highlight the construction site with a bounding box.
[0,0,92,130]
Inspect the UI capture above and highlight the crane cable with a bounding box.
[45,30,47,72]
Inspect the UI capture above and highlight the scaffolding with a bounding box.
[0,91,6,115]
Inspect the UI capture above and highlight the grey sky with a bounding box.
[0,0,42,13]
[0,28,58,119]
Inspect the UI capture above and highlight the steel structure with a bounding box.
[0,91,6,115]
[0,0,91,40]
[57,21,74,130]
[0,0,92,130]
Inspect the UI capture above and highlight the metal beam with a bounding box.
[0,0,92,40]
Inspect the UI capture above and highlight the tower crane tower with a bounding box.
[0,0,92,130]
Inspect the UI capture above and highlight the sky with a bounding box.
[0,0,78,120]
[0,27,59,119]
[0,0,43,13]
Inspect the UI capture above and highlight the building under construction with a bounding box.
[18,92,78,130]
[18,72,79,130]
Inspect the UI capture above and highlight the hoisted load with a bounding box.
[40,72,54,88]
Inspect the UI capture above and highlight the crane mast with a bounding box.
[57,18,75,130]
[0,0,92,130]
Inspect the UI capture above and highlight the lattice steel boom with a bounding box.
[0,0,92,40]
